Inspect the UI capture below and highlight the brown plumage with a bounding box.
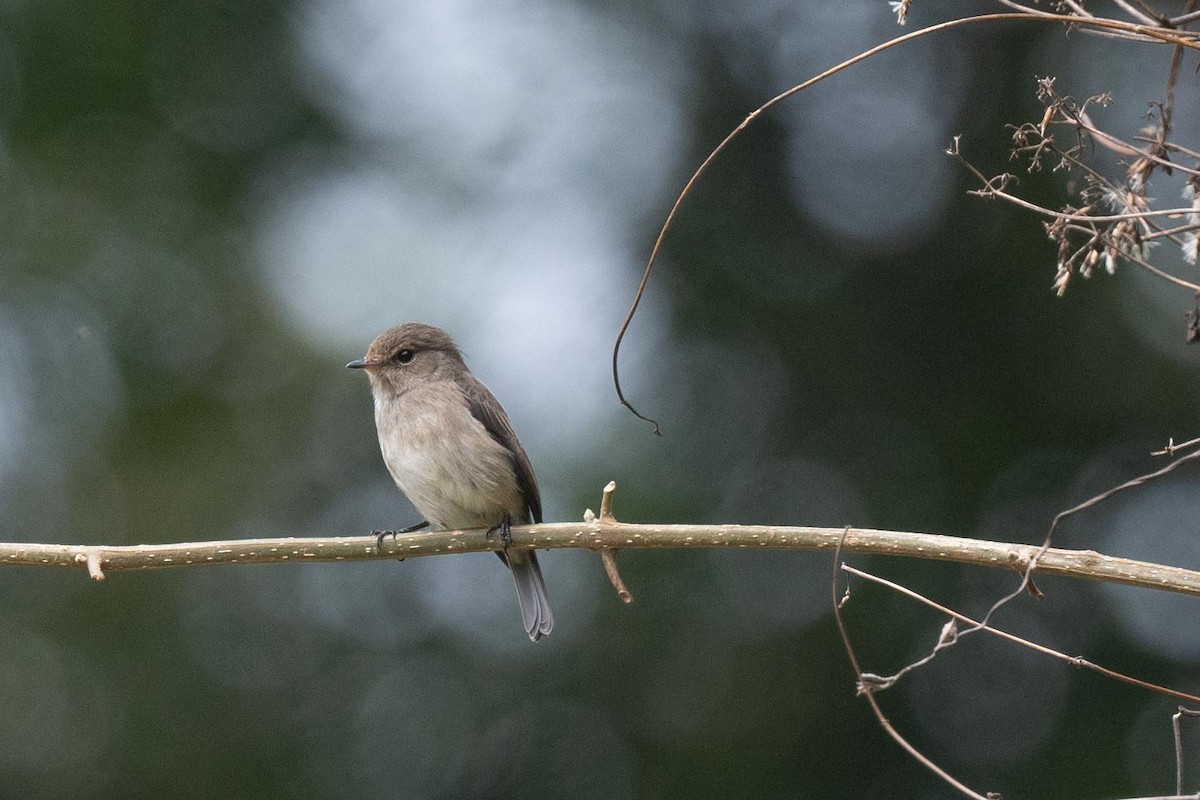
[348,323,552,640]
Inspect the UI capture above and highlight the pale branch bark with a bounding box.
[3,517,1199,598]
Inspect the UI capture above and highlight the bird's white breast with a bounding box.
[373,383,523,530]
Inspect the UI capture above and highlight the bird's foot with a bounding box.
[371,530,393,551]
[486,513,514,550]
[374,520,430,552]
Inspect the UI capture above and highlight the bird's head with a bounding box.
[346,322,466,397]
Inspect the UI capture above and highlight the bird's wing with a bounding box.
[462,376,542,524]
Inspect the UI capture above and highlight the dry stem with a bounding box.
[6,515,1200,599]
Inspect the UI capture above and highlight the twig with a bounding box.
[74,551,105,581]
[601,551,633,604]
[1153,436,1200,456]
[1143,223,1200,243]
[599,480,617,522]
[611,10,1200,430]
[1160,0,1195,147]
[1172,8,1200,25]
[596,481,633,603]
[1118,248,1200,293]
[1155,141,1200,162]
[1042,448,1200,551]
[964,447,1200,644]
[954,140,1197,223]
[1112,0,1164,26]
[952,140,1200,294]
[832,531,993,799]
[842,564,1200,705]
[1067,115,1200,180]
[1176,707,1200,796]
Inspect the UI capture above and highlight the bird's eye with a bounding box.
[394,349,415,364]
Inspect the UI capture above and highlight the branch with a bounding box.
[6,495,1200,599]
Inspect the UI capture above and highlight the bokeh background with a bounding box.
[2,0,1200,797]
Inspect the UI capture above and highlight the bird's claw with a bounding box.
[372,520,430,553]
[486,513,514,550]
[373,529,398,552]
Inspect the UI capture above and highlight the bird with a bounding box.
[347,323,553,641]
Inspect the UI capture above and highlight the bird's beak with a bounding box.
[346,358,370,369]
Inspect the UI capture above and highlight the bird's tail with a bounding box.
[504,549,554,641]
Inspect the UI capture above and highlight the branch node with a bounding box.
[858,673,894,694]
[1154,434,1200,457]
[600,549,633,604]
[1154,437,1179,456]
